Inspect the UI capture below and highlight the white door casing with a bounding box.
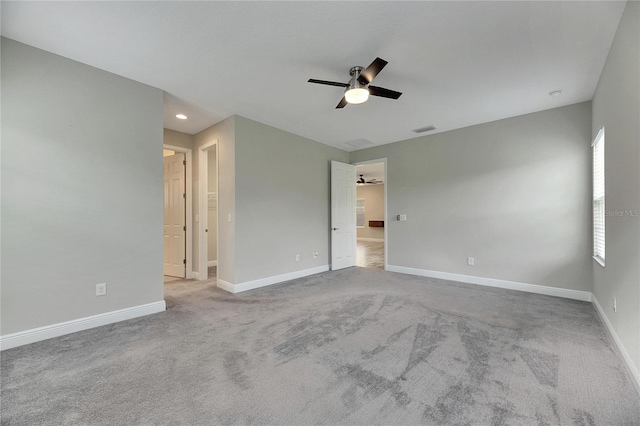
[353,158,388,271]
[331,161,357,270]
[163,153,186,277]
[198,141,218,281]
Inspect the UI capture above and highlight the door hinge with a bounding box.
[183,259,186,265]
[183,193,186,199]
[183,160,186,166]
[183,226,186,231]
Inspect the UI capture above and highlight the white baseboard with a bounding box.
[207,260,217,267]
[216,279,235,293]
[218,265,330,294]
[592,295,640,396]
[386,265,592,302]
[357,237,384,242]
[0,301,166,351]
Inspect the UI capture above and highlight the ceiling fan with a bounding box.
[308,57,402,108]
[357,174,382,185]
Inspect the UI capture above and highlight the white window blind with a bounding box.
[593,127,605,266]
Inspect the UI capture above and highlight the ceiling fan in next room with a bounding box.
[308,57,402,108]
[357,174,382,185]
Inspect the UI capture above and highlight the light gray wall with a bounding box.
[163,128,194,150]
[592,1,640,375]
[350,102,593,292]
[208,149,218,262]
[1,38,164,335]
[193,116,235,283]
[356,184,385,240]
[234,116,349,284]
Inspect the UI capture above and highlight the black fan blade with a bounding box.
[358,57,388,84]
[308,79,349,87]
[336,97,348,109]
[369,85,402,100]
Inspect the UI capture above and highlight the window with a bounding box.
[593,127,605,266]
[356,199,365,228]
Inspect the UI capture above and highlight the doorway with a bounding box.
[354,160,387,270]
[198,141,218,280]
[163,145,193,281]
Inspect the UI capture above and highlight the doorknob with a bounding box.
[332,227,339,231]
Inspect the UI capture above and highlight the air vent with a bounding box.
[413,125,436,133]
[345,139,374,148]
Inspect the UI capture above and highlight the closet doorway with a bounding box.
[198,141,218,280]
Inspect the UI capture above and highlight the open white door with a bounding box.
[331,161,357,270]
[164,153,186,277]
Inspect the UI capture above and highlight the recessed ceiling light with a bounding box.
[176,114,188,120]
[549,90,562,97]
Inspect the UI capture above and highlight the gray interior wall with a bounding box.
[193,116,235,283]
[234,116,349,284]
[350,102,593,292]
[356,184,385,240]
[163,128,194,150]
[591,1,640,374]
[1,38,164,335]
[208,149,218,263]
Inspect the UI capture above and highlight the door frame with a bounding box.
[198,140,219,280]
[352,158,388,271]
[163,144,193,279]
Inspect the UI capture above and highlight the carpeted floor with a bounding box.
[2,268,639,425]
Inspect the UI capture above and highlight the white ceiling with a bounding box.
[1,1,625,152]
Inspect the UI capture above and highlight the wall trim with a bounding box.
[207,260,218,267]
[198,140,219,281]
[357,237,384,242]
[386,265,592,302]
[192,271,200,280]
[592,295,640,397]
[0,301,166,351]
[216,279,235,293]
[218,265,330,294]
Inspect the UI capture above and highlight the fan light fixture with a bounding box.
[344,68,369,104]
[308,58,401,109]
[345,87,369,104]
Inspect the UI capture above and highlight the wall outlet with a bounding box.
[313,251,319,258]
[613,297,617,312]
[467,257,475,266]
[227,214,232,223]
[96,283,107,296]
[397,214,407,221]
[295,254,300,262]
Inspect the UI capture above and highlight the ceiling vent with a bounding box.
[345,139,374,149]
[413,125,436,133]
